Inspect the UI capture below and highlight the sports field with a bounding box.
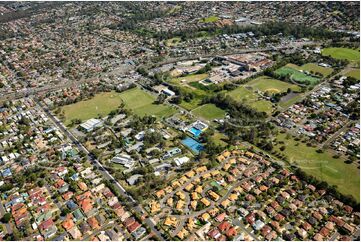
[275,133,360,201]
[61,89,176,125]
[322,47,360,63]
[300,63,334,77]
[191,104,226,120]
[227,86,274,114]
[116,88,176,118]
[61,92,124,125]
[275,66,320,85]
[345,69,360,80]
[246,76,301,94]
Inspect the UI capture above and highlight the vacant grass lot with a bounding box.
[61,89,176,125]
[274,133,360,201]
[227,86,274,114]
[345,69,360,80]
[278,93,303,109]
[165,37,181,47]
[212,132,228,147]
[246,76,301,94]
[275,66,320,85]
[322,47,360,63]
[191,104,226,120]
[200,16,219,23]
[300,63,334,77]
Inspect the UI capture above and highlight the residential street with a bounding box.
[36,100,165,241]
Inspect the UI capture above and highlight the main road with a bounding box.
[35,99,165,241]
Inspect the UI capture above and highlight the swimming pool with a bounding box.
[182,137,204,154]
[188,127,202,137]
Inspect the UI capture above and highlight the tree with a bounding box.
[1,213,11,223]
[37,180,45,187]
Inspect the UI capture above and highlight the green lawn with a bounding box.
[179,99,201,111]
[322,47,360,63]
[246,76,301,94]
[191,104,226,120]
[200,16,219,23]
[345,69,360,80]
[116,88,176,118]
[61,89,176,125]
[274,133,360,201]
[61,91,125,125]
[275,66,320,85]
[227,86,274,114]
[300,63,334,77]
[212,132,228,147]
[169,74,210,111]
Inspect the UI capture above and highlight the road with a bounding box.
[35,99,165,241]
[321,120,356,149]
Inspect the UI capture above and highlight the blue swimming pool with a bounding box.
[188,127,202,137]
[182,137,204,154]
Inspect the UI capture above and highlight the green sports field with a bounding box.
[191,103,226,120]
[275,66,320,85]
[345,69,360,80]
[322,47,360,63]
[61,92,124,125]
[227,86,274,114]
[246,76,301,94]
[61,89,176,125]
[275,133,360,201]
[116,88,176,118]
